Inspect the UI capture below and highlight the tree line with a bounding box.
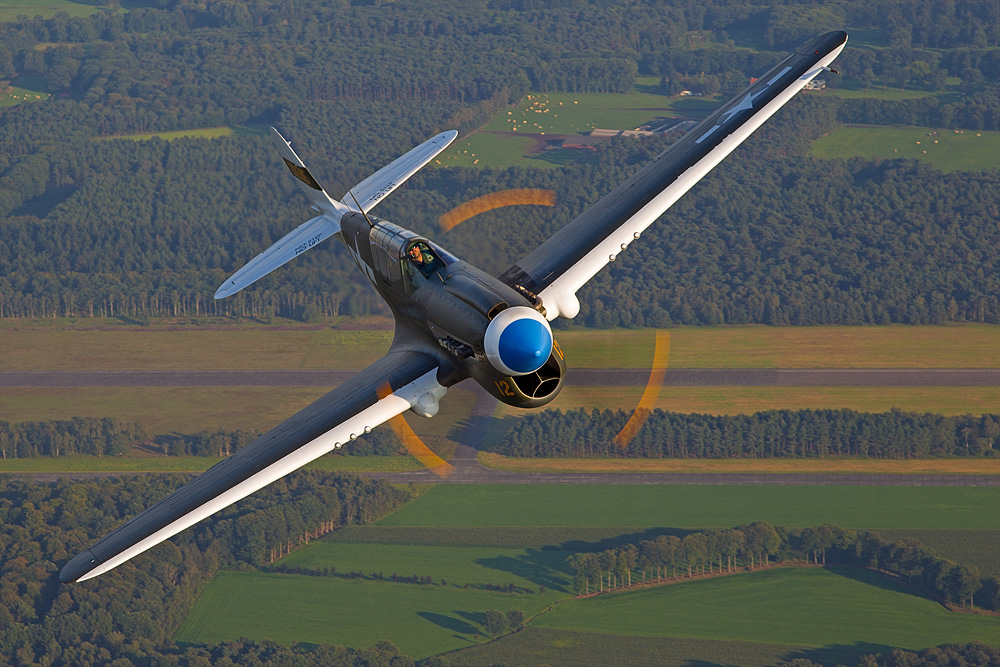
[497,408,1000,459]
[565,522,999,611]
[0,472,417,666]
[0,417,147,458]
[0,417,400,458]
[847,644,998,667]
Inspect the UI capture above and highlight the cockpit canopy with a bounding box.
[368,221,456,290]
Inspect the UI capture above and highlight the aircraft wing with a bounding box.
[213,213,341,299]
[60,349,444,583]
[344,130,458,213]
[498,31,847,320]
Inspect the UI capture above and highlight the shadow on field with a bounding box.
[827,565,931,600]
[777,641,897,666]
[475,549,571,592]
[417,611,480,639]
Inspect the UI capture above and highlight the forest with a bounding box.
[496,408,1000,459]
[0,472,416,666]
[0,0,998,326]
[564,521,1000,611]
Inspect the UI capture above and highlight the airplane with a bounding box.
[60,31,847,583]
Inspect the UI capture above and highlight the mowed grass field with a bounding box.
[449,629,804,667]
[0,0,112,20]
[810,125,1000,172]
[378,484,1000,530]
[280,542,572,592]
[6,383,994,434]
[433,132,543,169]
[4,320,995,371]
[377,485,999,531]
[95,126,235,142]
[0,85,49,107]
[6,321,995,433]
[534,567,999,650]
[174,571,557,659]
[477,453,1000,476]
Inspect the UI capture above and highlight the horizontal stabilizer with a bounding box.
[214,214,339,299]
[344,130,457,213]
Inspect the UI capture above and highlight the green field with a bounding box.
[0,85,49,107]
[449,629,802,667]
[824,87,948,101]
[811,126,1000,172]
[877,529,1000,579]
[0,0,114,20]
[433,86,725,170]
[178,530,1000,660]
[434,132,544,169]
[280,542,572,592]
[174,571,560,659]
[324,526,669,550]
[177,484,998,660]
[535,567,998,650]
[481,91,684,137]
[377,485,999,531]
[95,126,235,142]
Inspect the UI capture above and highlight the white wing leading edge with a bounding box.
[343,130,458,213]
[498,31,848,320]
[60,350,446,583]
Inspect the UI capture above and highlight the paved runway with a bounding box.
[3,368,998,387]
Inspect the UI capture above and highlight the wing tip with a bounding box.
[60,549,98,583]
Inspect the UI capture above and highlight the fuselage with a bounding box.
[339,211,566,407]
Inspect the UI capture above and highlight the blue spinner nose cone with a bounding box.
[497,318,553,374]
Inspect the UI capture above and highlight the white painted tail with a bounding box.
[214,128,458,299]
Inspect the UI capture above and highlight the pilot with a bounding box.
[407,242,439,278]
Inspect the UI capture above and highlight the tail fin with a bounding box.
[215,129,458,299]
[271,127,348,216]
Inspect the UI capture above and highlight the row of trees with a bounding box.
[847,644,998,667]
[0,417,147,458]
[498,409,1000,459]
[565,522,999,611]
[0,472,417,665]
[0,417,401,459]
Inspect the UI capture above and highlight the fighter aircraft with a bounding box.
[60,31,847,583]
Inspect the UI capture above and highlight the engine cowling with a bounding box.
[483,306,553,376]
